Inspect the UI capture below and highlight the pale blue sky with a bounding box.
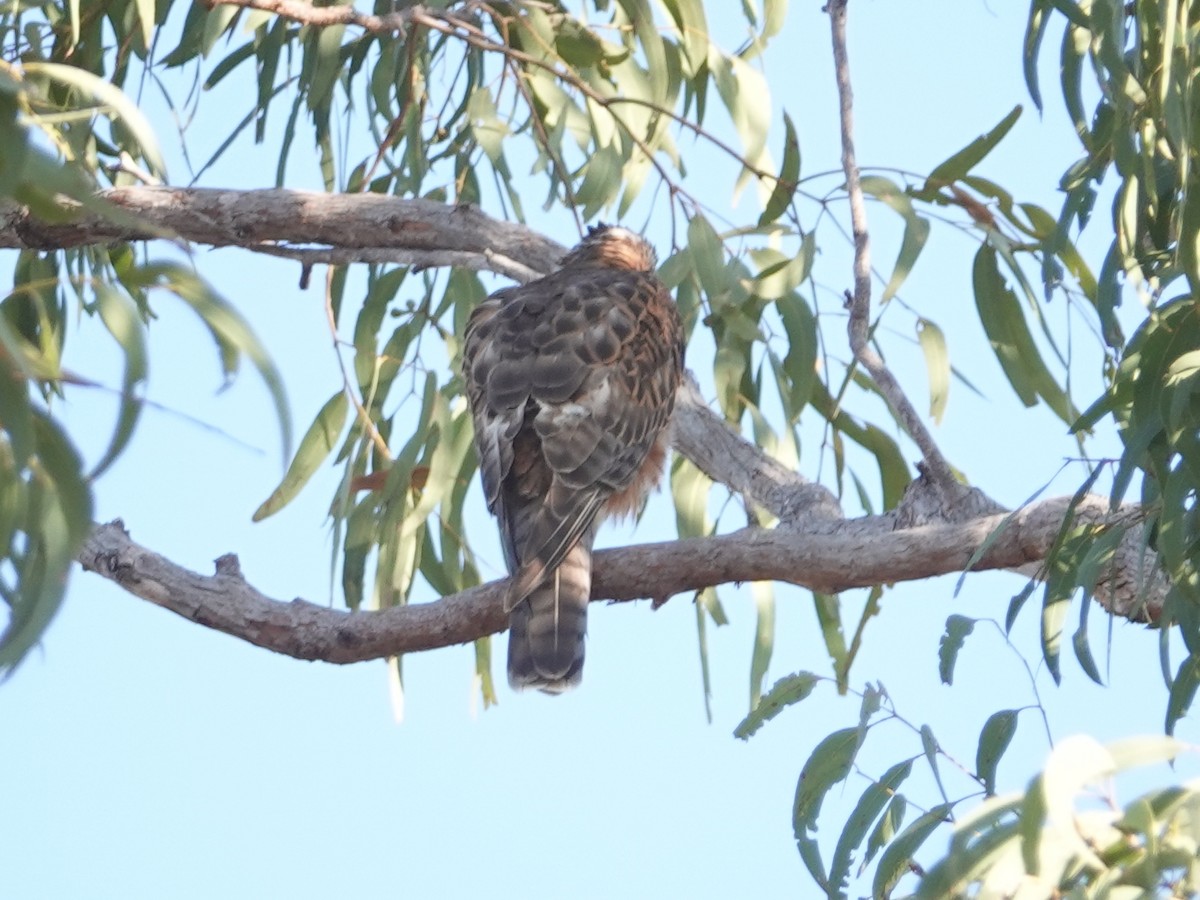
[4,3,1195,898]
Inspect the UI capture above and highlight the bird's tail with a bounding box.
[507,537,592,693]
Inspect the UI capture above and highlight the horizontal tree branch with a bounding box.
[77,499,1160,664]
[0,187,564,281]
[201,0,431,34]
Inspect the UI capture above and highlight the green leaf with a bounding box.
[91,286,148,479]
[976,710,1019,796]
[670,456,713,538]
[1166,654,1200,736]
[1071,591,1104,687]
[710,53,771,173]
[306,23,346,114]
[917,794,1023,897]
[749,581,774,709]
[133,0,157,47]
[575,145,623,220]
[0,348,34,468]
[972,244,1074,424]
[615,0,669,102]
[922,105,1022,191]
[204,41,257,91]
[872,801,955,898]
[1041,577,1068,685]
[23,63,167,180]
[793,727,859,839]
[199,2,240,56]
[131,263,292,464]
[734,671,819,740]
[473,637,497,710]
[1179,175,1200,299]
[938,614,976,685]
[694,590,714,723]
[916,319,949,425]
[555,20,606,68]
[687,214,727,300]
[253,391,349,521]
[1106,734,1189,771]
[858,175,930,302]
[866,795,907,872]
[759,112,800,226]
[0,412,93,671]
[1022,2,1050,111]
[776,287,817,414]
[813,592,848,688]
[1005,580,1037,634]
[829,758,914,895]
[920,724,950,806]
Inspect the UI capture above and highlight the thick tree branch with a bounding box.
[673,378,841,524]
[201,0,432,34]
[77,502,1160,663]
[827,1,958,501]
[0,188,562,282]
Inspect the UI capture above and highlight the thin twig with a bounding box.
[827,0,958,498]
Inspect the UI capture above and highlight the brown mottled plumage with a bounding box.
[462,225,684,692]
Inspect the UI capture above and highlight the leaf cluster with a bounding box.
[1027,0,1200,732]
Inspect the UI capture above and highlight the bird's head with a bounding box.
[559,223,658,272]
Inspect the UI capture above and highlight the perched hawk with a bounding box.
[463,225,684,692]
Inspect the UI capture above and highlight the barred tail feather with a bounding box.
[507,538,592,694]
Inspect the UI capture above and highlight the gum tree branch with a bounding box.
[78,500,1159,664]
[827,0,958,499]
[199,0,432,33]
[2,186,1167,657]
[0,188,562,281]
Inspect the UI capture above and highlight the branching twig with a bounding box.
[827,0,958,498]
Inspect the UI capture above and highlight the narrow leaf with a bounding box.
[734,671,819,740]
[793,727,859,837]
[938,614,976,685]
[923,105,1022,190]
[759,112,800,226]
[976,710,1019,796]
[872,801,955,898]
[91,286,148,479]
[916,319,949,425]
[253,391,349,521]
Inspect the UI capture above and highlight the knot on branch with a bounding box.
[214,554,244,579]
[894,463,1004,530]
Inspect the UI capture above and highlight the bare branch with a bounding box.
[201,0,431,34]
[827,0,957,499]
[77,503,1160,664]
[0,188,566,278]
[673,377,842,525]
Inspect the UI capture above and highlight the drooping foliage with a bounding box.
[1026,0,1200,737]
